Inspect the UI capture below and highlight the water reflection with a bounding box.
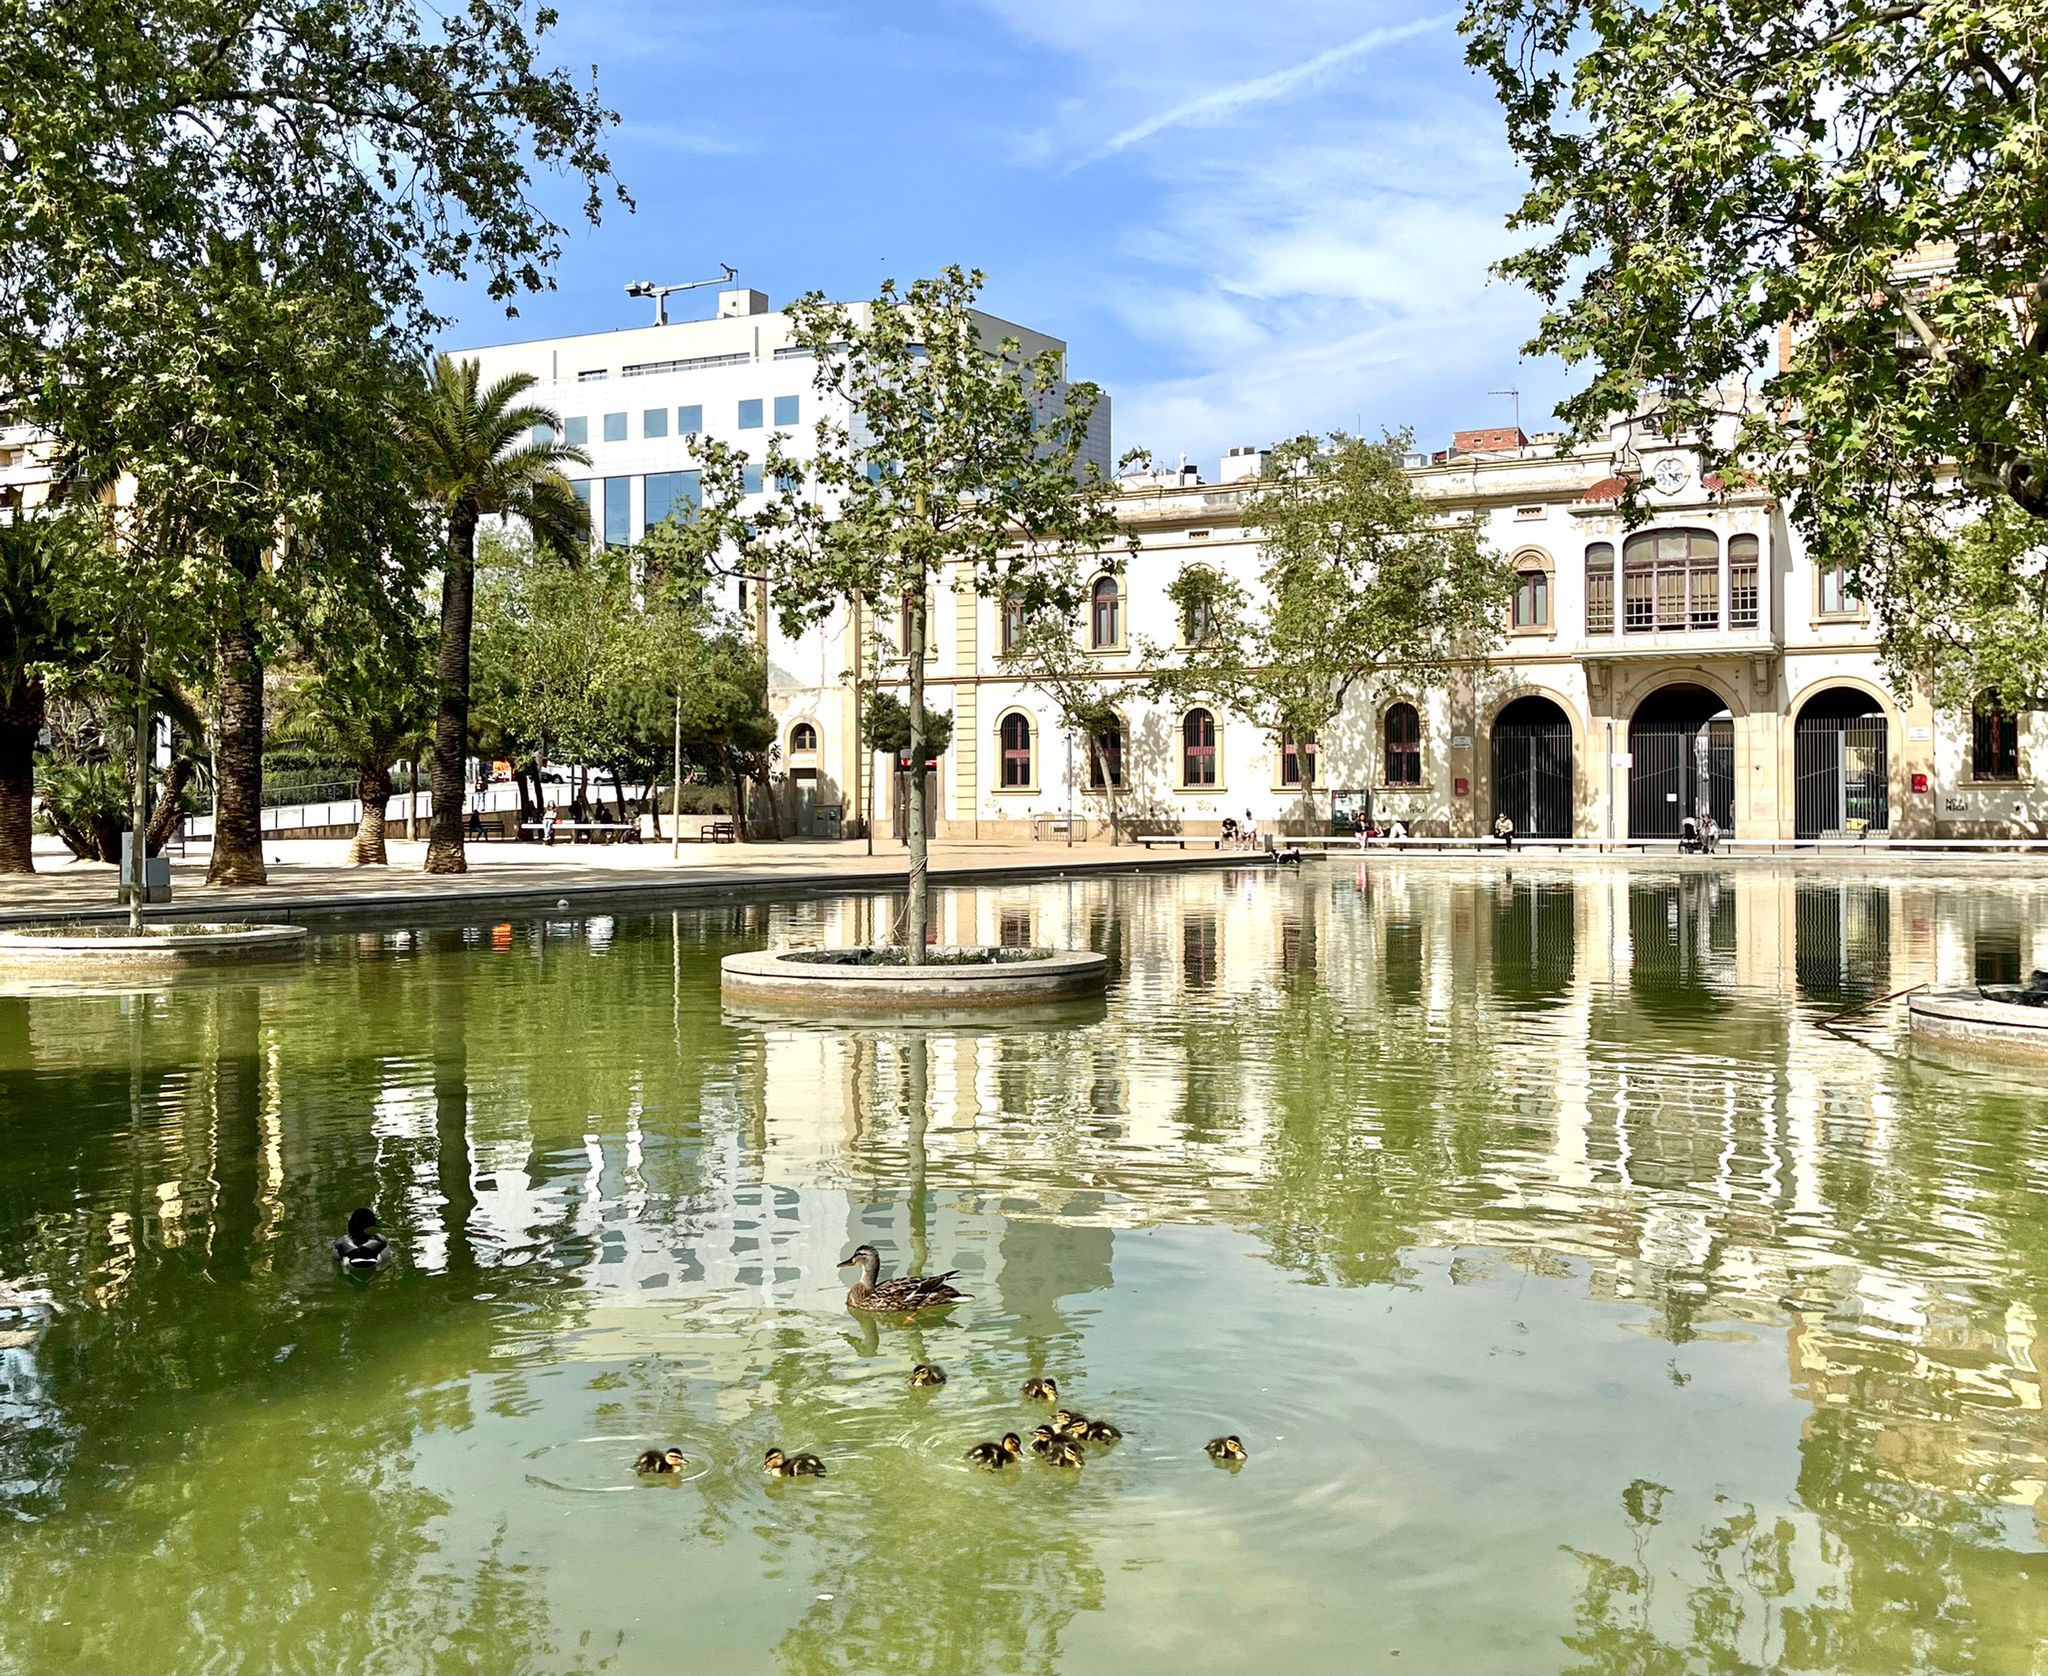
[0,863,2045,1673]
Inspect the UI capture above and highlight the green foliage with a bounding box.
[861,691,954,760]
[272,586,436,778]
[32,760,131,861]
[0,509,100,713]
[1461,0,2048,692]
[1144,432,1508,783]
[408,356,591,554]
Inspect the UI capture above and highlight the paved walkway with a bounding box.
[4,834,1226,926]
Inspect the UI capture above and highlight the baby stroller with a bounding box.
[1678,816,1704,854]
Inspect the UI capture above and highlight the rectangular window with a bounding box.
[1728,534,1759,627]
[737,398,763,429]
[643,408,668,438]
[1688,562,1719,629]
[1513,569,1549,630]
[602,412,627,443]
[1585,543,1615,633]
[1973,702,2020,780]
[742,463,764,495]
[564,415,589,447]
[678,404,703,436]
[602,477,630,548]
[533,423,556,447]
[1279,736,1318,787]
[570,479,592,530]
[643,470,701,532]
[577,369,607,383]
[1818,561,1854,616]
[773,394,800,427]
[1624,529,1719,631]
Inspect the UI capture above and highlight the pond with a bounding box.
[2,861,2046,1675]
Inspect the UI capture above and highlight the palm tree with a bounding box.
[407,355,588,873]
[0,506,94,873]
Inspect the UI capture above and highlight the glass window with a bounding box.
[737,398,763,430]
[743,463,764,495]
[1972,695,2020,780]
[1728,534,1759,627]
[1512,569,1549,629]
[1182,709,1217,786]
[1585,542,1615,634]
[1385,703,1421,785]
[602,412,627,443]
[773,394,800,427]
[533,422,556,447]
[643,408,668,438]
[602,477,630,548]
[1818,559,1854,616]
[791,722,818,753]
[678,404,703,435]
[570,478,592,525]
[1000,713,1032,788]
[564,415,589,447]
[1001,594,1024,653]
[1279,734,1318,787]
[1182,592,1215,644]
[1088,721,1125,788]
[1090,576,1120,648]
[1623,528,1718,631]
[643,470,700,533]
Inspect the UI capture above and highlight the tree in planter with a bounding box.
[1462,0,2048,696]
[409,355,589,874]
[745,266,1122,953]
[998,596,1130,843]
[861,691,955,845]
[1142,432,1507,825]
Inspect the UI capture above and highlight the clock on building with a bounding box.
[1652,455,1687,495]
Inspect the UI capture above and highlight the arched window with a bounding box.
[1385,703,1422,785]
[1088,718,1125,788]
[789,721,818,753]
[1182,592,1216,645]
[1000,712,1033,788]
[1090,575,1121,648]
[1182,708,1217,786]
[1511,566,1550,630]
[1279,734,1317,787]
[1973,693,2020,781]
[1001,593,1025,653]
[1622,528,1718,631]
[1585,542,1616,634]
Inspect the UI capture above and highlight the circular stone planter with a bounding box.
[0,922,308,978]
[721,945,1109,1014]
[1908,987,2048,1063]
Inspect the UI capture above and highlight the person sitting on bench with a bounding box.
[1493,813,1515,850]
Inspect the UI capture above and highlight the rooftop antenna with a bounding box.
[1489,386,1522,437]
[625,264,739,326]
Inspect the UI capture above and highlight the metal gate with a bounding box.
[1492,710,1574,837]
[1628,718,1734,837]
[791,769,818,837]
[1794,712,1888,837]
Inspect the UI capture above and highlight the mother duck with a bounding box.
[333,1208,389,1268]
[837,1244,969,1314]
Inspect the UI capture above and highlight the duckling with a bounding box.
[1042,1437,1086,1469]
[910,1363,948,1388]
[1080,1418,1123,1443]
[1029,1424,1059,1455]
[1021,1376,1058,1402]
[763,1447,827,1478]
[1050,1409,1091,1439]
[633,1447,688,1475]
[1205,1434,1248,1463]
[966,1433,1024,1469]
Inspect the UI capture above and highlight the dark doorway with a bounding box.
[1794,688,1889,838]
[1629,684,1735,838]
[1491,696,1575,837]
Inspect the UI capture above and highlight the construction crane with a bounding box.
[625,265,739,326]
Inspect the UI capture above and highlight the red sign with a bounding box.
[1911,772,1929,794]
[1454,777,1470,798]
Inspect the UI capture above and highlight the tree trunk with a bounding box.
[1087,733,1119,847]
[206,545,268,885]
[349,762,393,865]
[905,584,929,955]
[0,681,42,874]
[758,765,784,839]
[426,501,479,873]
[145,756,193,855]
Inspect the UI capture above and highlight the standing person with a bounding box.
[1493,812,1515,850]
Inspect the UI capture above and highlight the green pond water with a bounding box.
[3,862,2047,1676]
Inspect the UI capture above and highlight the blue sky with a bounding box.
[431,0,1566,473]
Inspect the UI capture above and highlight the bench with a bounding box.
[1134,834,1229,850]
[518,821,640,845]
[691,820,737,843]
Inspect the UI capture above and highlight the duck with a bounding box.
[1080,1419,1123,1443]
[966,1433,1024,1469]
[1021,1376,1058,1402]
[1205,1435,1248,1463]
[1050,1409,1091,1439]
[1042,1438,1086,1469]
[1029,1425,1059,1454]
[332,1208,388,1267]
[633,1447,688,1475]
[763,1447,827,1478]
[909,1363,948,1388]
[837,1244,970,1313]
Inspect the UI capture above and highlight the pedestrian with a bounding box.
[542,801,560,846]
[1493,812,1515,850]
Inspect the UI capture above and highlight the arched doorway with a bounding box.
[1491,696,1574,837]
[1794,688,1889,837]
[1629,683,1734,837]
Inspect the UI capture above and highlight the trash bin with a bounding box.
[117,834,172,904]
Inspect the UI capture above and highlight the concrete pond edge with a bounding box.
[1908,988,2048,1062]
[0,922,309,973]
[720,945,1109,1012]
